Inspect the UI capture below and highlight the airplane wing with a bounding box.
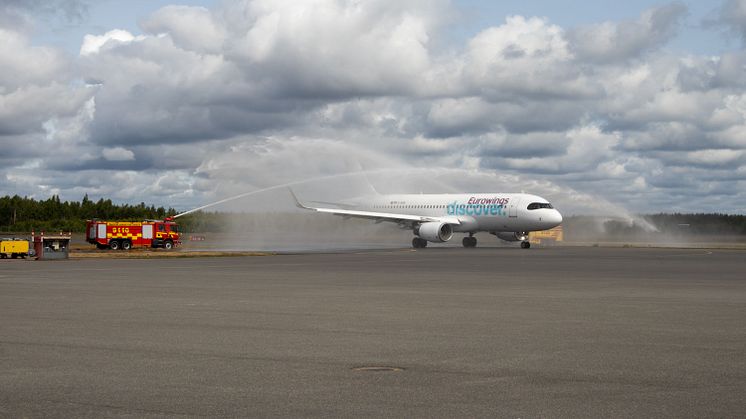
[289,189,461,227]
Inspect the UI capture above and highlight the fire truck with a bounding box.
[86,218,181,250]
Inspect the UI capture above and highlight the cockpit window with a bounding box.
[527,202,553,210]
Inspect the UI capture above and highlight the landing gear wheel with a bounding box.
[109,240,120,250]
[462,236,477,248]
[520,241,531,249]
[121,240,132,250]
[412,237,428,248]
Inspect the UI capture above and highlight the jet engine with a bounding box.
[415,222,454,243]
[494,232,528,242]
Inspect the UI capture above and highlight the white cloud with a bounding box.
[568,2,687,62]
[223,0,438,97]
[80,29,146,56]
[0,28,67,89]
[464,16,597,100]
[102,147,135,161]
[683,149,744,167]
[481,124,619,174]
[142,6,226,54]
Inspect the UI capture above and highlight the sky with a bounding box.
[2,0,746,215]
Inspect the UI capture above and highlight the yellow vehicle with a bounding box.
[529,226,564,245]
[1,238,31,259]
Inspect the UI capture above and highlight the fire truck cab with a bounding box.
[86,218,181,250]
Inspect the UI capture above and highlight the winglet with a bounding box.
[288,187,311,210]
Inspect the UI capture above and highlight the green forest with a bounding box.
[1,194,745,236]
[0,195,176,233]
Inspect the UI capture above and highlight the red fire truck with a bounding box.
[86,218,181,250]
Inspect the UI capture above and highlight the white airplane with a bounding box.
[291,189,562,249]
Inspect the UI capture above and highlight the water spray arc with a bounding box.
[173,166,470,219]
[173,170,378,218]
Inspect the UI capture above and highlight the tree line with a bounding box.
[0,195,175,233]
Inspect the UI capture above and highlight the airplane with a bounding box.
[290,189,562,249]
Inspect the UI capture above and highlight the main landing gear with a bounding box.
[462,235,477,248]
[520,241,531,249]
[412,237,428,248]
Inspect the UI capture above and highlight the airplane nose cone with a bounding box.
[541,210,562,228]
[553,210,563,225]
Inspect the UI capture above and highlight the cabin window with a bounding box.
[527,202,554,210]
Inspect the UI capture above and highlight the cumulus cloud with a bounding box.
[568,2,687,63]
[0,25,95,177]
[464,16,598,100]
[2,0,746,214]
[221,0,441,97]
[141,6,226,54]
[102,147,135,161]
[479,125,620,175]
[80,29,146,56]
[0,28,68,89]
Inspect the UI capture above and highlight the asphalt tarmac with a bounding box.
[1,247,745,418]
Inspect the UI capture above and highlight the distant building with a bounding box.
[32,232,71,260]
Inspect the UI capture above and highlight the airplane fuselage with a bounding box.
[351,193,562,233]
[293,189,562,248]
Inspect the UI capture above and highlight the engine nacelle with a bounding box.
[415,222,454,243]
[494,232,528,242]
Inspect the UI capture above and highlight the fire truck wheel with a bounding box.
[121,240,132,250]
[164,240,174,250]
[109,240,120,250]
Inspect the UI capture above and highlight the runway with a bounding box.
[1,247,744,417]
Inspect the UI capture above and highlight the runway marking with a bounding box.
[353,249,416,255]
[27,397,201,418]
[651,250,714,257]
[351,366,404,372]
